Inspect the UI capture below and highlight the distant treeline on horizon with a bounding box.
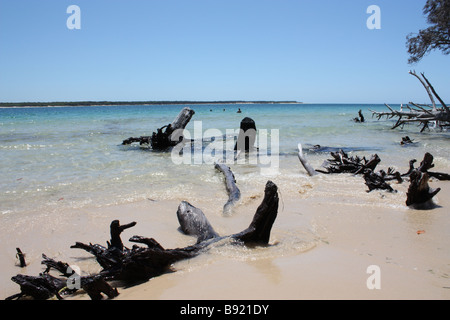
[0,100,301,107]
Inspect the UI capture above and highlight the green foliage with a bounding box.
[406,0,450,64]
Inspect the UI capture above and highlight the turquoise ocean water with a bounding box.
[1,103,449,216]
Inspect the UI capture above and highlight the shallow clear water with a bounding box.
[1,103,449,216]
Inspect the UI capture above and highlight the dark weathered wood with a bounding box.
[215,162,241,214]
[400,136,414,145]
[234,117,257,152]
[16,248,26,267]
[8,180,279,299]
[122,107,195,150]
[406,170,441,207]
[81,275,119,300]
[353,109,365,123]
[108,220,137,252]
[72,181,279,282]
[316,149,380,175]
[121,136,151,145]
[7,273,65,300]
[403,152,450,181]
[231,180,279,245]
[363,169,396,193]
[41,254,119,300]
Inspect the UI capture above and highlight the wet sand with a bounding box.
[1,176,449,300]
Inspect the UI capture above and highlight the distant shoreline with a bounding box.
[0,101,302,108]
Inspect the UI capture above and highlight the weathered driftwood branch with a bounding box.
[309,148,449,201]
[214,162,241,214]
[363,152,447,205]
[297,143,318,176]
[315,149,381,175]
[404,152,450,181]
[371,72,450,132]
[79,181,277,282]
[6,254,119,300]
[8,181,279,299]
[176,201,219,244]
[122,107,195,150]
[363,169,398,193]
[108,220,137,252]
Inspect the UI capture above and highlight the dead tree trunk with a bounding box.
[16,248,26,267]
[215,162,241,214]
[234,117,257,152]
[353,109,365,123]
[371,72,450,132]
[406,170,441,208]
[122,107,195,150]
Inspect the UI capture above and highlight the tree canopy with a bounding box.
[406,0,450,64]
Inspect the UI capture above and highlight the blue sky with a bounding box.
[0,0,448,103]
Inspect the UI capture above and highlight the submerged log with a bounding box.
[353,109,365,123]
[400,136,414,145]
[234,117,257,152]
[122,107,195,150]
[214,162,241,214]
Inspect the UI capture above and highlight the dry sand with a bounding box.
[1,176,449,300]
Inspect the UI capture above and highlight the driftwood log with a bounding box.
[404,152,449,207]
[8,181,279,299]
[214,162,241,214]
[371,71,450,132]
[298,145,448,206]
[73,180,278,282]
[297,143,318,177]
[122,107,195,150]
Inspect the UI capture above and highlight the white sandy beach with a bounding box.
[2,173,449,300]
